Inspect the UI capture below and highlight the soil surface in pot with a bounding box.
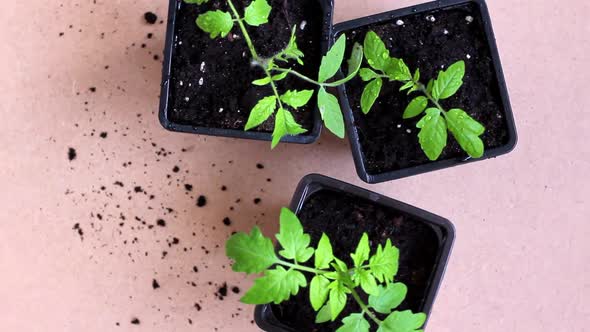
[343,3,510,175]
[272,189,441,332]
[168,0,325,133]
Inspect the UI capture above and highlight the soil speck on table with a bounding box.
[67,148,77,161]
[152,279,160,289]
[130,318,140,325]
[144,12,158,25]
[196,195,207,207]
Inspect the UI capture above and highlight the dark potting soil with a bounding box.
[168,0,325,132]
[343,3,510,174]
[272,189,441,332]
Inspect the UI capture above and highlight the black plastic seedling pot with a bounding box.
[159,0,334,144]
[254,174,455,332]
[335,0,518,184]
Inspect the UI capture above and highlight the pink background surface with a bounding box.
[1,0,589,331]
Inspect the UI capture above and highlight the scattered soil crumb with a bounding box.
[196,195,207,207]
[223,217,232,226]
[68,148,77,161]
[130,318,140,325]
[144,12,158,24]
[152,279,160,289]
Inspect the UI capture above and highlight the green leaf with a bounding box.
[403,96,428,119]
[244,0,272,26]
[377,310,427,332]
[241,266,307,304]
[353,268,379,295]
[369,239,399,283]
[310,275,330,311]
[196,10,233,39]
[316,302,332,323]
[399,81,414,92]
[271,108,307,148]
[280,90,314,109]
[446,108,485,158]
[184,0,208,4]
[416,108,448,161]
[336,313,370,332]
[363,31,390,71]
[245,96,277,130]
[329,42,364,86]
[332,257,348,273]
[272,71,289,81]
[384,58,412,82]
[329,281,348,321]
[426,79,434,95]
[226,226,277,274]
[276,26,304,65]
[369,283,408,314]
[360,68,379,81]
[361,78,382,114]
[351,233,370,267]
[432,60,465,100]
[319,34,346,83]
[317,87,345,138]
[413,69,421,82]
[275,208,314,263]
[315,233,334,269]
[252,77,271,86]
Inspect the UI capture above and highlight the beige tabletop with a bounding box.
[1,0,588,331]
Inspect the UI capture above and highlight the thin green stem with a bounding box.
[265,68,284,109]
[348,280,382,325]
[277,260,327,274]
[271,68,349,88]
[226,0,259,60]
[417,83,446,114]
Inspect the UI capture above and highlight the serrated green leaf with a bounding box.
[319,34,346,83]
[403,96,428,119]
[276,26,304,65]
[329,281,348,321]
[360,68,380,81]
[271,108,307,148]
[336,313,370,332]
[351,233,370,267]
[369,283,408,314]
[245,96,277,130]
[369,239,399,283]
[226,226,277,274]
[377,310,427,332]
[363,31,390,71]
[196,10,233,39]
[280,90,314,109]
[241,266,307,304]
[184,0,208,4]
[446,108,485,158]
[432,60,465,100]
[384,58,412,82]
[316,302,332,323]
[315,233,334,269]
[275,208,314,263]
[361,78,382,114]
[310,275,330,311]
[332,257,348,273]
[353,268,379,295]
[244,0,272,26]
[317,87,345,138]
[416,108,448,161]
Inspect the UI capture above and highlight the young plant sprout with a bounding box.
[184,0,363,148]
[226,208,427,332]
[359,31,486,161]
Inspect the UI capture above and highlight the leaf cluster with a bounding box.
[184,0,362,147]
[226,207,426,331]
[359,31,486,161]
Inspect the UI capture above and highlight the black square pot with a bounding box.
[335,0,518,184]
[254,174,455,331]
[158,0,334,144]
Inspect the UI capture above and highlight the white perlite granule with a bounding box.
[198,77,204,86]
[396,20,404,26]
[300,20,307,30]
